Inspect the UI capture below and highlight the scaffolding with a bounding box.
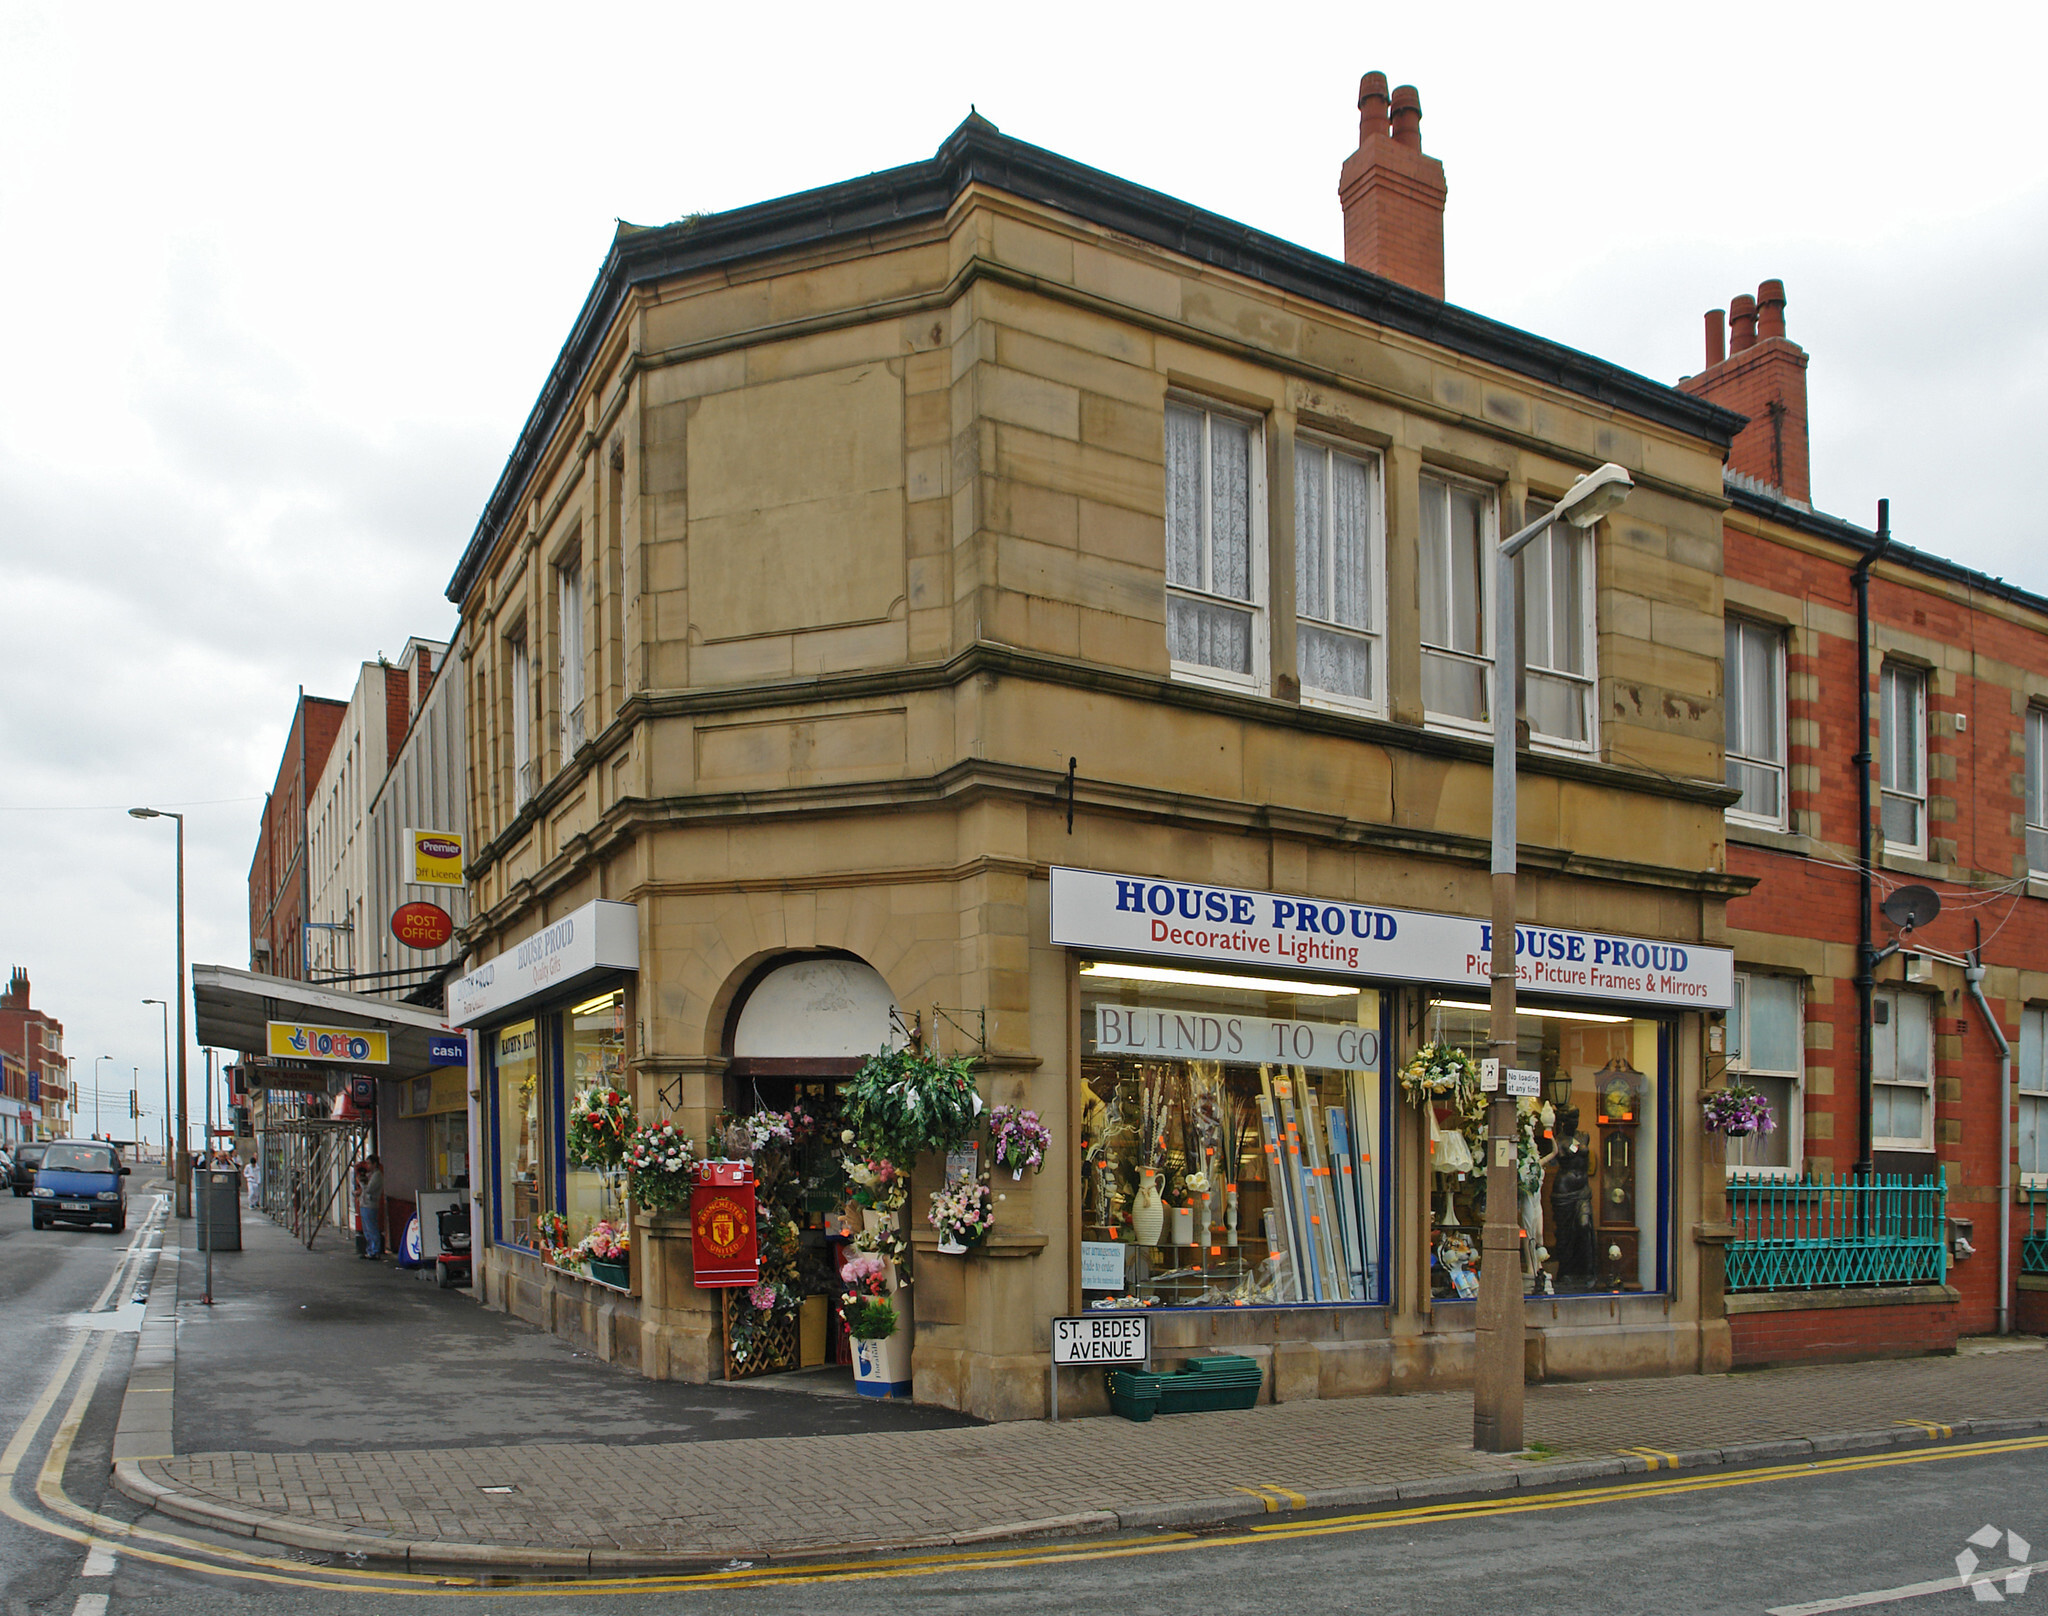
[258,1111,372,1250]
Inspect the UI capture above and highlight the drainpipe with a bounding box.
[1965,930,2012,1336]
[1852,501,1892,1179]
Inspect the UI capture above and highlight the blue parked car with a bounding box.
[31,1139,130,1232]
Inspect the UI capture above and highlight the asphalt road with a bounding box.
[6,1183,2045,1614]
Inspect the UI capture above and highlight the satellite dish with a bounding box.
[1880,884,1942,932]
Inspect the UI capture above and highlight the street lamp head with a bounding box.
[1555,462,1633,528]
[128,807,161,819]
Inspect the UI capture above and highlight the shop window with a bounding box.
[1293,437,1383,712]
[1725,973,1803,1174]
[1419,472,1496,728]
[1423,1000,1664,1297]
[2018,1007,2048,1185]
[1164,399,1267,692]
[1879,662,1927,857]
[1725,618,1787,827]
[2026,707,2048,875]
[1518,517,1595,748]
[1871,989,1933,1150]
[427,1110,469,1192]
[492,1020,546,1248]
[1079,963,1386,1308]
[563,989,628,1245]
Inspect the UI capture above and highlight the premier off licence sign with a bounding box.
[1050,866,1732,1011]
[1051,1314,1150,1365]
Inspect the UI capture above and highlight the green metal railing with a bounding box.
[2024,1189,2048,1278]
[1726,1171,1947,1292]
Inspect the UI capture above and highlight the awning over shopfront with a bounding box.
[192,963,455,1079]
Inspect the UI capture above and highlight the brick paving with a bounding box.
[134,1343,2048,1560]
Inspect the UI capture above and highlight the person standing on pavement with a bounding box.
[357,1155,386,1259]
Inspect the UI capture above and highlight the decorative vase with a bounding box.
[937,1237,967,1255]
[1010,1166,1025,1181]
[1225,1187,1239,1247]
[1170,1206,1194,1245]
[852,1330,912,1398]
[1723,1125,1753,1138]
[1131,1168,1164,1247]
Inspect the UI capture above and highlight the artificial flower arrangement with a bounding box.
[577,1219,630,1263]
[566,1085,636,1169]
[842,1294,899,1341]
[1701,1082,1776,1137]
[532,1209,571,1261]
[1399,1042,1482,1112]
[622,1119,698,1213]
[718,1108,796,1160]
[1516,1099,1554,1195]
[927,1178,995,1252]
[987,1104,1052,1179]
[843,1044,983,1165]
[842,1150,907,1212]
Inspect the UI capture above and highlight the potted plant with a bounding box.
[1702,1082,1775,1139]
[927,1178,994,1254]
[841,1253,908,1397]
[843,1045,982,1166]
[987,1104,1051,1180]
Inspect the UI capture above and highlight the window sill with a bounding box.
[1300,692,1388,722]
[1724,818,1797,851]
[1422,713,1491,742]
[1880,847,1942,878]
[1872,1142,1937,1155]
[1168,664,1266,700]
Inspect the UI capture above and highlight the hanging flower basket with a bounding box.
[622,1119,698,1213]
[843,1046,983,1165]
[1701,1082,1775,1138]
[927,1178,994,1253]
[987,1104,1051,1179]
[566,1086,637,1170]
[1400,1043,1482,1115]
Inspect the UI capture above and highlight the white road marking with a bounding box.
[81,1540,116,1577]
[70,1595,109,1616]
[1768,1559,2048,1613]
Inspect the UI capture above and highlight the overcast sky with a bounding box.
[3,1,2044,1143]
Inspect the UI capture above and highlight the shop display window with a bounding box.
[493,1019,546,1248]
[1079,963,1387,1309]
[564,990,629,1243]
[1422,1001,1663,1298]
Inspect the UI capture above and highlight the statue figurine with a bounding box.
[1548,1104,1595,1289]
[1521,1102,1559,1286]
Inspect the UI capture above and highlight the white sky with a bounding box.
[3,0,2044,1141]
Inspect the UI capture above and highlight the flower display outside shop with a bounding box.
[842,1295,898,1341]
[1399,1042,1483,1112]
[987,1104,1051,1179]
[577,1220,630,1262]
[566,1085,636,1169]
[533,1210,570,1263]
[843,1046,983,1166]
[716,1107,819,1371]
[928,1178,995,1252]
[1701,1081,1776,1137]
[622,1119,699,1213]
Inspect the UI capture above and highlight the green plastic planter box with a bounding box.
[1105,1355,1263,1420]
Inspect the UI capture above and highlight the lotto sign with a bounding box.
[266,1022,389,1065]
[690,1163,760,1287]
[1051,1314,1150,1365]
[407,829,465,888]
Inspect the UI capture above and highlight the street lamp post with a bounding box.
[144,999,172,1168]
[1473,462,1635,1455]
[129,807,189,1216]
[92,1054,113,1137]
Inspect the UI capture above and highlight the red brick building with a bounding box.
[248,690,348,980]
[0,967,68,1141]
[1682,285,2048,1353]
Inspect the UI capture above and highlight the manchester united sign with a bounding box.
[690,1160,759,1286]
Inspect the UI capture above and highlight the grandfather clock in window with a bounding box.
[1594,1056,1643,1290]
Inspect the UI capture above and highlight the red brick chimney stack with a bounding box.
[1678,279,1811,504]
[1704,309,1726,368]
[1339,71,1448,300]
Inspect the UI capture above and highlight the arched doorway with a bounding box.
[723,953,904,1112]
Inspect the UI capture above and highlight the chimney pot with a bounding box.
[1756,278,1787,341]
[1705,309,1726,369]
[1390,84,1423,148]
[1357,71,1390,142]
[1729,293,1758,353]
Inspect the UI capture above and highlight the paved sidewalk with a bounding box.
[115,1235,2048,1573]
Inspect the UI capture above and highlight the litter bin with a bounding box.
[196,1168,242,1251]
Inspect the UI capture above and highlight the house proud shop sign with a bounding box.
[1050,867,1733,1010]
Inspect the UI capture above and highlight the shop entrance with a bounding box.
[716,955,905,1387]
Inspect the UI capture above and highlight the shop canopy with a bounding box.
[191,963,454,1079]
